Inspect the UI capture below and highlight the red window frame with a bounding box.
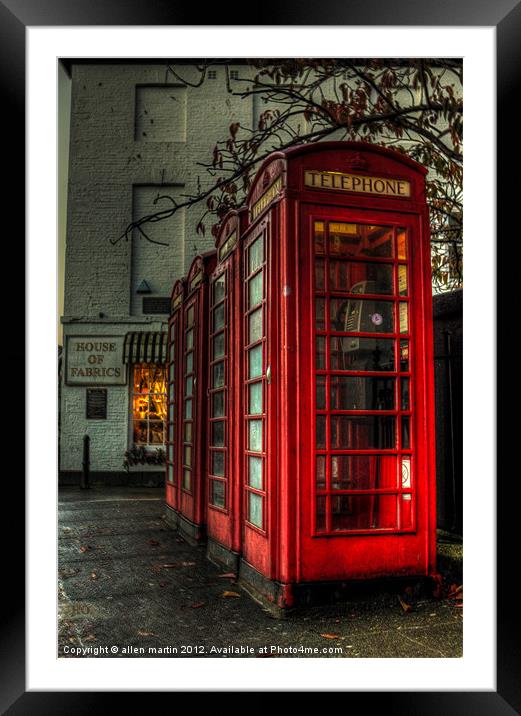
[181,296,197,494]
[312,219,415,536]
[243,229,267,534]
[207,266,229,512]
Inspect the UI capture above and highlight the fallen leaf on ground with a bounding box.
[148,539,160,546]
[159,581,171,588]
[181,561,196,567]
[190,602,206,609]
[79,546,93,553]
[138,630,159,637]
[217,572,237,579]
[222,591,241,598]
[90,572,98,580]
[83,634,97,642]
[398,596,413,613]
[320,633,340,639]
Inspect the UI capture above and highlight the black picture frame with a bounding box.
[10,1,509,710]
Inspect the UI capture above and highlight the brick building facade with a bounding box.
[60,61,260,483]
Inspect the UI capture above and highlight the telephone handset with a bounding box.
[332,281,381,370]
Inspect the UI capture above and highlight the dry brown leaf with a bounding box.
[320,633,340,639]
[138,630,159,637]
[148,539,160,546]
[79,546,93,553]
[398,596,413,613]
[83,634,97,642]
[222,591,241,598]
[90,572,98,580]
[217,572,237,578]
[190,602,206,609]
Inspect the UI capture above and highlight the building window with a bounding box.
[230,70,239,80]
[132,364,167,445]
[208,70,217,79]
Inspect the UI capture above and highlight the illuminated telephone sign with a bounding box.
[205,209,248,569]
[237,142,437,609]
[166,252,216,542]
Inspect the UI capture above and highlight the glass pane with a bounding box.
[249,381,263,415]
[329,223,393,258]
[168,444,173,462]
[331,455,397,490]
[248,492,263,528]
[213,303,225,331]
[315,258,325,289]
[330,337,395,371]
[133,421,147,444]
[316,496,327,531]
[212,390,225,418]
[314,221,325,254]
[183,469,191,491]
[331,298,394,333]
[212,420,225,447]
[186,351,193,374]
[212,451,225,476]
[184,445,192,467]
[315,298,326,330]
[184,398,192,419]
[248,271,263,308]
[249,236,264,274]
[185,375,193,397]
[315,336,326,369]
[331,416,396,449]
[316,456,326,489]
[186,328,194,350]
[213,331,225,359]
[186,304,194,327]
[184,421,192,442]
[400,341,409,371]
[398,265,408,296]
[401,378,410,410]
[248,419,263,452]
[401,494,413,529]
[316,415,326,449]
[169,363,174,383]
[401,457,411,489]
[401,417,410,449]
[167,464,174,483]
[169,403,174,423]
[248,456,263,489]
[399,302,408,333]
[168,422,173,441]
[330,376,395,411]
[248,344,263,379]
[169,340,175,361]
[214,274,226,304]
[249,308,263,344]
[148,422,163,444]
[331,494,397,531]
[329,261,394,295]
[211,480,225,508]
[316,376,326,410]
[213,361,225,388]
[397,228,408,260]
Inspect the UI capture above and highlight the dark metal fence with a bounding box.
[433,289,463,536]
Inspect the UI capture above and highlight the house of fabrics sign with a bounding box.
[65,336,126,385]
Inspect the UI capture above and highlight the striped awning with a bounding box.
[123,332,167,365]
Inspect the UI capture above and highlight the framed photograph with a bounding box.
[11,0,509,708]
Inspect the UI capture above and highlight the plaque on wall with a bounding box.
[86,388,107,419]
[143,297,171,314]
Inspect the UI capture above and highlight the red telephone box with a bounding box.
[166,252,216,542]
[237,142,437,608]
[165,278,185,515]
[205,209,248,570]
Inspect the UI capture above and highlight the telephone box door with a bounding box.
[299,204,436,581]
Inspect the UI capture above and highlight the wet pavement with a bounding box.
[58,487,463,658]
